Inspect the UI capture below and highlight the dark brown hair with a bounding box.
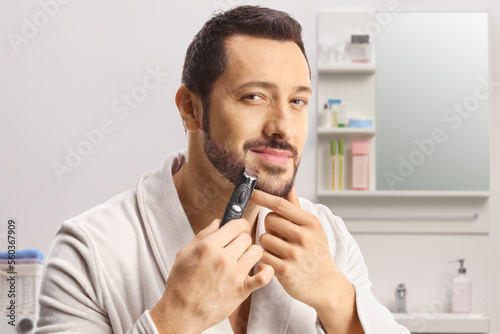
[181,5,310,132]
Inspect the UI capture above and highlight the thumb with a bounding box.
[245,263,274,293]
[194,218,220,240]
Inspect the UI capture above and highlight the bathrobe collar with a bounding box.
[136,151,292,333]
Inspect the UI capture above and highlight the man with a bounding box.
[35,5,409,334]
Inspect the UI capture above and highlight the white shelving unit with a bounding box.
[318,64,376,74]
[315,12,490,234]
[317,12,377,194]
[318,127,375,136]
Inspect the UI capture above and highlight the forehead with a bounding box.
[221,34,310,86]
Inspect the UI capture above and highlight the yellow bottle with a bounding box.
[330,140,336,190]
[338,140,344,190]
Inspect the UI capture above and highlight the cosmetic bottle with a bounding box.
[395,283,407,313]
[351,141,369,190]
[318,39,329,66]
[338,140,344,190]
[337,105,348,128]
[450,259,471,313]
[320,103,331,128]
[328,99,340,127]
[327,40,336,66]
[330,140,337,190]
[334,42,346,64]
[349,35,371,63]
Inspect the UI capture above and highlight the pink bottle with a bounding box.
[351,141,370,190]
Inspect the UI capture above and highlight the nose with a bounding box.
[263,102,296,141]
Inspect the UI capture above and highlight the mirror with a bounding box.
[375,12,489,191]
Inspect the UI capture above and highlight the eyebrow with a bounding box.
[236,81,312,94]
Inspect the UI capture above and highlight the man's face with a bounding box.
[201,35,311,197]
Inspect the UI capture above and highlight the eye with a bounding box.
[291,99,308,106]
[243,94,263,101]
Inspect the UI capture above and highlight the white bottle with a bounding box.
[320,103,331,128]
[451,259,471,313]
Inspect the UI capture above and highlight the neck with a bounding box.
[173,150,260,237]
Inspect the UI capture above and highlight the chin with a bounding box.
[254,175,295,198]
[249,159,298,197]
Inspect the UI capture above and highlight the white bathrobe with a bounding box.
[35,151,409,334]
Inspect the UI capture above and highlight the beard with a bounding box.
[201,128,300,198]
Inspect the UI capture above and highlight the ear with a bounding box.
[175,84,203,133]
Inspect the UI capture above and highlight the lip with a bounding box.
[250,148,292,166]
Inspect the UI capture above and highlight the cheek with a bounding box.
[210,108,261,145]
[206,102,233,140]
[295,115,308,148]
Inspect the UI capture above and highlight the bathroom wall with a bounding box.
[1,0,498,332]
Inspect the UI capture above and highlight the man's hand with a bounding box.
[251,186,363,334]
[150,218,274,334]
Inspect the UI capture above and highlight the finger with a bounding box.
[260,251,286,276]
[259,232,294,259]
[224,233,252,261]
[244,263,274,293]
[284,185,301,208]
[194,219,220,240]
[236,244,263,277]
[257,263,271,274]
[265,213,301,242]
[205,218,250,248]
[251,189,311,226]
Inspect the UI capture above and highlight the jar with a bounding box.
[349,35,371,63]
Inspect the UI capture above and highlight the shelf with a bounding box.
[333,212,479,221]
[393,313,489,333]
[318,127,375,136]
[318,64,376,73]
[317,190,490,198]
[316,12,490,234]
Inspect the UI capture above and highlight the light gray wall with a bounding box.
[1,0,499,332]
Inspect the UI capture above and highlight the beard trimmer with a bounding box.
[220,167,258,228]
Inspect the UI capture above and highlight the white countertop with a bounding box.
[393,313,489,333]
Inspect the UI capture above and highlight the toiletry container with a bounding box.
[318,39,329,66]
[320,103,331,128]
[334,42,346,64]
[394,283,407,313]
[451,259,471,313]
[328,99,340,127]
[338,140,344,190]
[336,105,348,128]
[330,140,337,190]
[327,40,336,66]
[349,35,371,63]
[351,141,369,190]
[348,117,373,128]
